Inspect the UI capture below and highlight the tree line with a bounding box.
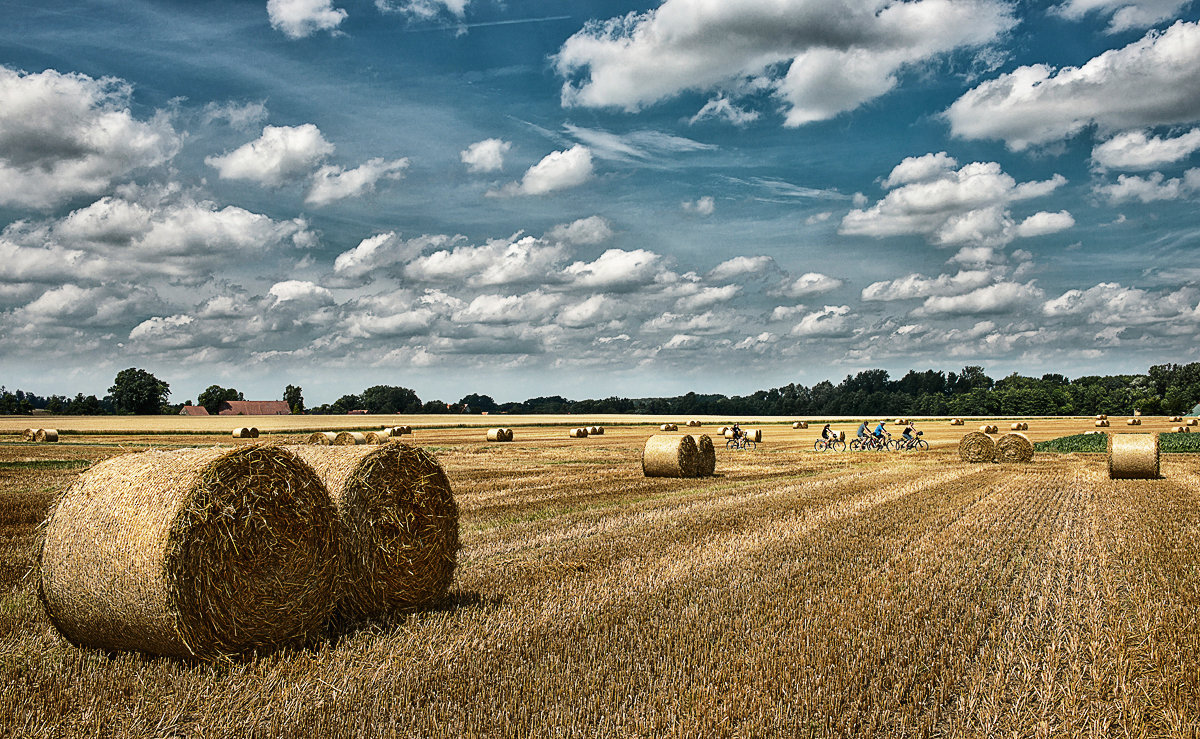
[3,363,1200,417]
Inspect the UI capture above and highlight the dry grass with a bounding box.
[3,422,1200,735]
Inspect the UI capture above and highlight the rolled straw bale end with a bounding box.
[591,426,603,435]
[1094,420,1110,428]
[333,431,365,445]
[232,427,253,439]
[1188,419,1198,426]
[486,428,510,442]
[643,434,700,478]
[569,428,588,438]
[1095,414,1108,420]
[23,428,36,441]
[792,422,801,429]
[1126,418,1141,426]
[307,431,337,445]
[1108,433,1160,480]
[745,429,763,443]
[1170,426,1187,433]
[687,434,716,477]
[1168,416,1183,423]
[1010,422,1023,431]
[660,424,672,432]
[994,432,1034,463]
[38,444,339,658]
[949,419,964,426]
[958,432,996,463]
[363,432,387,445]
[35,429,59,443]
[250,427,260,439]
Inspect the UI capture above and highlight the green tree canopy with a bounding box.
[284,384,305,414]
[360,385,422,414]
[197,385,243,415]
[108,368,170,415]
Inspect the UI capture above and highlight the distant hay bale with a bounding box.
[334,431,366,446]
[569,428,588,438]
[792,422,802,429]
[659,424,675,432]
[35,429,59,443]
[1010,422,1023,431]
[642,434,699,478]
[38,445,339,659]
[289,443,458,622]
[22,428,36,441]
[1126,418,1141,426]
[1095,414,1107,420]
[949,419,964,426]
[1108,433,1159,480]
[1094,420,1110,428]
[979,424,999,434]
[1168,416,1183,423]
[687,434,716,477]
[744,428,763,443]
[307,431,337,445]
[390,425,412,436]
[486,428,513,442]
[686,420,701,427]
[588,426,604,435]
[232,427,254,439]
[1189,419,1198,426]
[995,433,1034,463]
[958,432,996,463]
[1170,426,1187,433]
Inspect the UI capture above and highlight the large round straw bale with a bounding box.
[958,432,996,463]
[232,427,253,439]
[1094,420,1110,428]
[979,424,992,434]
[486,428,511,442]
[23,428,36,441]
[686,420,700,427]
[687,434,716,477]
[289,443,458,621]
[334,431,365,445]
[723,428,735,439]
[1126,418,1141,426]
[1108,433,1159,480]
[569,428,588,438]
[363,432,388,445]
[38,445,338,659]
[250,427,260,438]
[307,431,337,445]
[1010,422,1023,431]
[792,422,802,429]
[503,428,514,441]
[643,434,700,478]
[994,432,1034,463]
[744,428,763,443]
[35,429,59,443]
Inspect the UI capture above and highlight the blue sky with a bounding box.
[2,0,1200,405]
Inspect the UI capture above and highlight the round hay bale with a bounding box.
[334,431,365,446]
[569,428,588,438]
[723,428,735,439]
[659,424,673,432]
[22,428,36,441]
[486,428,511,442]
[363,432,388,445]
[1170,425,1187,433]
[958,432,995,463]
[1108,433,1159,480]
[995,432,1034,463]
[686,420,701,428]
[1010,422,1023,431]
[307,431,337,445]
[588,426,604,435]
[1168,416,1183,423]
[503,428,514,441]
[250,427,260,439]
[1188,419,1198,426]
[289,443,458,621]
[949,418,964,426]
[35,429,59,443]
[1094,420,1110,428]
[792,422,802,429]
[642,434,699,478]
[1095,414,1107,420]
[687,434,716,477]
[744,428,762,443]
[38,445,339,659]
[232,427,254,439]
[1126,418,1141,426]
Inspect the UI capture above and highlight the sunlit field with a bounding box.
[3,417,1198,736]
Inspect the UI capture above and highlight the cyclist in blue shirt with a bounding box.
[873,421,887,438]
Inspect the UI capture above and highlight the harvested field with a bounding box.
[2,419,1200,735]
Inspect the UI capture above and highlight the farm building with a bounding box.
[179,405,209,416]
[1191,403,1200,416]
[216,400,290,416]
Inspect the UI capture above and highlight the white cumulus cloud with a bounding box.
[206,124,334,186]
[496,145,594,196]
[1051,0,1190,32]
[460,138,511,172]
[267,0,348,39]
[1092,128,1200,170]
[306,157,409,206]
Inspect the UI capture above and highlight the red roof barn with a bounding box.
[180,405,210,416]
[216,400,291,416]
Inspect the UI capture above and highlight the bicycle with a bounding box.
[726,436,756,451]
[852,434,892,451]
[894,431,928,451]
[814,437,846,452]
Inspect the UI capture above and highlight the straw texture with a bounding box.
[35,429,59,443]
[22,428,35,441]
[1108,433,1159,479]
[643,434,699,478]
[307,432,337,445]
[994,433,1034,463]
[38,445,339,659]
[958,432,996,463]
[744,429,763,442]
[334,431,366,446]
[687,434,716,477]
[289,443,459,622]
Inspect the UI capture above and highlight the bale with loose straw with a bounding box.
[958,432,996,463]
[687,434,716,477]
[995,432,1034,463]
[35,429,59,443]
[22,428,36,441]
[38,445,339,659]
[744,428,763,443]
[307,431,337,445]
[334,431,366,445]
[1108,433,1159,479]
[643,434,699,478]
[289,443,458,622]
[232,427,254,439]
[569,428,588,438]
[1095,420,1110,428]
[1126,418,1141,426]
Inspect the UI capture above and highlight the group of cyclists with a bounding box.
[816,419,926,452]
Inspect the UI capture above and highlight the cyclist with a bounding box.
[872,420,887,439]
[821,423,834,443]
[731,422,742,441]
[857,420,869,440]
[899,420,916,448]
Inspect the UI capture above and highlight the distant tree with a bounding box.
[198,385,244,415]
[421,400,450,414]
[360,385,422,414]
[108,368,171,415]
[458,393,497,413]
[330,394,362,414]
[284,384,305,414]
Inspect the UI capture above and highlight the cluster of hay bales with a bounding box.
[1095,419,1111,428]
[1126,418,1142,426]
[686,420,702,428]
[232,427,260,439]
[792,421,809,429]
[1168,415,1183,423]
[382,426,412,437]
[659,423,678,432]
[642,434,715,478]
[1170,426,1190,433]
[979,424,1000,434]
[994,432,1034,463]
[487,428,514,442]
[1095,414,1108,420]
[38,442,459,658]
[1009,422,1029,431]
[569,427,589,438]
[24,428,59,443]
[949,418,964,426]
[334,431,367,445]
[307,431,338,445]
[958,432,995,463]
[1108,433,1159,479]
[959,432,1034,463]
[588,425,604,435]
